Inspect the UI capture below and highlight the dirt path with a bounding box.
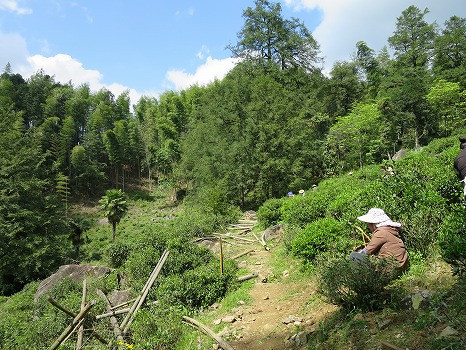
[205,220,337,350]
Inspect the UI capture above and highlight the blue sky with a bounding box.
[1,0,465,105]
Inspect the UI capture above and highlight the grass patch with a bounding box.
[175,278,254,350]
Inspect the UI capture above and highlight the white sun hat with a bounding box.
[357,208,402,228]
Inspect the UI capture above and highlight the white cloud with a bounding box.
[0,31,29,71]
[166,56,240,91]
[22,54,156,105]
[196,45,210,60]
[175,7,195,17]
[0,30,156,106]
[0,0,32,15]
[284,0,466,71]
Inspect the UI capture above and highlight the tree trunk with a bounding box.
[112,222,116,242]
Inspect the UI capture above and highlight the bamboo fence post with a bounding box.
[219,236,224,275]
[49,301,95,350]
[96,289,124,342]
[76,279,87,350]
[121,250,170,334]
[182,316,234,350]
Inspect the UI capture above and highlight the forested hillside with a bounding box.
[0,1,465,349]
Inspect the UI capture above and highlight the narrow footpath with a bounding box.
[200,214,337,350]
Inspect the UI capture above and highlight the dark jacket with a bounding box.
[454,148,466,180]
[366,226,408,269]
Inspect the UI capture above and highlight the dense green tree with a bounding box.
[324,103,384,173]
[99,189,128,241]
[0,102,72,295]
[355,41,381,99]
[70,145,106,194]
[57,115,77,173]
[426,80,466,136]
[433,16,466,86]
[229,0,321,71]
[24,70,55,127]
[323,61,364,119]
[66,84,91,142]
[382,5,437,148]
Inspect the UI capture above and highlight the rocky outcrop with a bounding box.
[35,264,112,302]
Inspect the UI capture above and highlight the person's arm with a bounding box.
[365,231,386,255]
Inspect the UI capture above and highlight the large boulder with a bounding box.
[35,264,112,302]
[262,224,284,241]
[392,149,408,161]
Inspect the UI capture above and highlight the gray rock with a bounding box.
[439,326,459,338]
[262,224,284,241]
[376,318,393,330]
[222,315,236,323]
[411,290,433,310]
[282,315,301,324]
[392,149,408,161]
[295,331,308,346]
[35,264,112,302]
[108,289,131,306]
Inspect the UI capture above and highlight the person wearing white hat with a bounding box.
[350,208,408,270]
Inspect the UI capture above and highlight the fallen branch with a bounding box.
[96,301,159,320]
[237,219,257,224]
[49,301,95,350]
[182,316,234,350]
[109,298,138,311]
[228,224,254,228]
[76,279,87,350]
[381,341,404,350]
[47,297,107,345]
[96,289,123,342]
[192,236,236,246]
[253,233,270,251]
[214,233,255,243]
[47,296,75,317]
[192,236,218,243]
[231,249,255,260]
[121,250,170,334]
[237,273,258,282]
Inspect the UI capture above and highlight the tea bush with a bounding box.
[155,260,237,310]
[292,218,352,263]
[439,202,466,276]
[106,241,132,268]
[257,197,284,227]
[131,305,184,350]
[317,255,401,311]
[259,135,463,263]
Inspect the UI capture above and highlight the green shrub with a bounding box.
[292,218,351,262]
[257,198,284,227]
[131,305,184,350]
[155,260,237,310]
[439,203,466,276]
[106,241,132,268]
[317,255,401,311]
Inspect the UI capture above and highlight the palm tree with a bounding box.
[99,189,128,241]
